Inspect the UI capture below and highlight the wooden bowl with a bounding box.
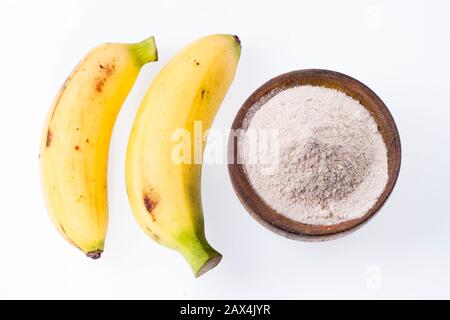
[228,69,401,241]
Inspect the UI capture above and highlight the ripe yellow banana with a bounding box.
[40,37,158,258]
[126,34,241,276]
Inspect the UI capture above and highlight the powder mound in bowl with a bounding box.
[239,85,388,226]
[286,136,371,209]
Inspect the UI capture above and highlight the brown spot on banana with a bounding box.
[143,191,158,221]
[99,63,115,76]
[46,129,53,147]
[95,63,116,93]
[95,78,106,92]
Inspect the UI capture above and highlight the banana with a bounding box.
[126,34,241,276]
[40,37,158,258]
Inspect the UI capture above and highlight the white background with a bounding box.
[0,0,449,299]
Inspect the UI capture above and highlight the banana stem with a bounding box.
[130,36,158,66]
[178,236,222,277]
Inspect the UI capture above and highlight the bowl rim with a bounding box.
[227,69,401,241]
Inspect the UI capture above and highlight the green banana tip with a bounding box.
[131,36,158,66]
[146,36,158,61]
